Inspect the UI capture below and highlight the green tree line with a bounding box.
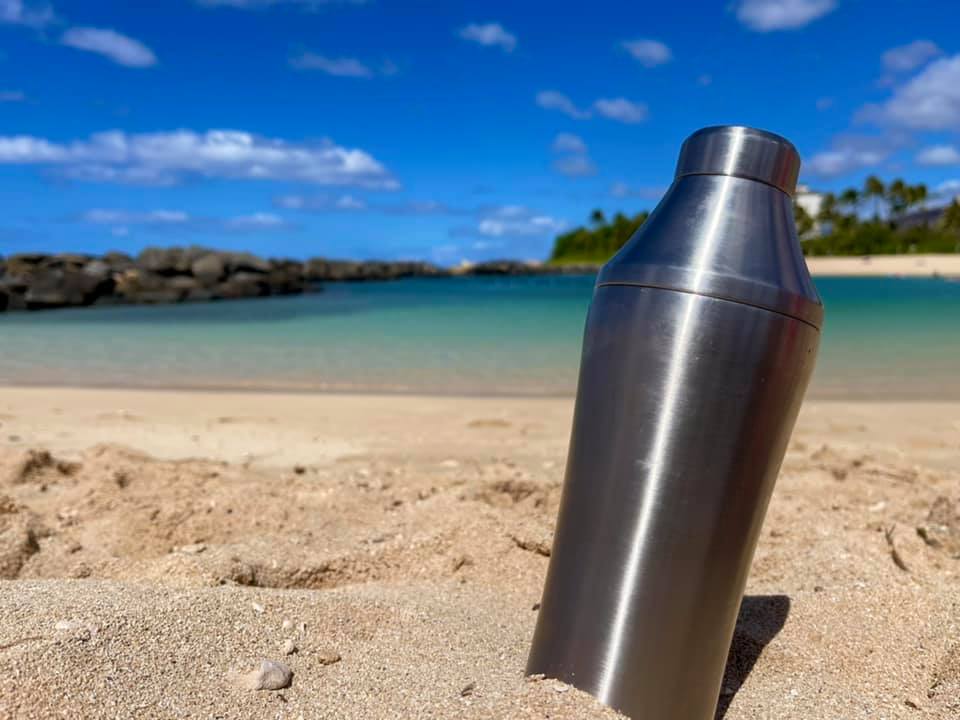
[549,176,960,264]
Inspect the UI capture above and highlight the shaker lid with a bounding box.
[598,125,823,328]
[675,126,800,196]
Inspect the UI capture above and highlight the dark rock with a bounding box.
[266,260,305,295]
[5,253,49,278]
[102,252,135,272]
[466,260,548,276]
[115,269,187,304]
[23,267,114,309]
[303,259,446,282]
[137,246,209,276]
[224,252,271,275]
[191,253,226,286]
[213,272,270,299]
[52,253,92,270]
[82,260,112,280]
[168,276,200,292]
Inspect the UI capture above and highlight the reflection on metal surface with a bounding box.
[527,126,822,719]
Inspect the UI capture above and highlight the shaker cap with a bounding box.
[598,125,823,328]
[675,126,800,196]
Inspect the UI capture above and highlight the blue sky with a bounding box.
[2,0,960,263]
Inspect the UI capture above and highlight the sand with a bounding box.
[805,253,960,277]
[1,387,959,719]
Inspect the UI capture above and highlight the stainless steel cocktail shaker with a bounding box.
[527,126,823,719]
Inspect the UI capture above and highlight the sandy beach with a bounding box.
[805,253,960,277]
[1,387,959,718]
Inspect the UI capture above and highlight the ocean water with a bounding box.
[0,275,957,399]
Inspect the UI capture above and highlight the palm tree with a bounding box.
[887,179,908,222]
[863,175,885,220]
[941,199,960,233]
[839,187,859,217]
[817,192,838,224]
[793,202,815,238]
[589,209,606,227]
[912,183,928,213]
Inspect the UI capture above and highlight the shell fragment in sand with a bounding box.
[241,660,293,691]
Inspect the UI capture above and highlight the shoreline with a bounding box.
[804,253,960,277]
[0,380,957,403]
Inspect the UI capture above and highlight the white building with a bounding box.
[795,184,823,220]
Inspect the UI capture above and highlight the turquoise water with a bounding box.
[0,276,957,399]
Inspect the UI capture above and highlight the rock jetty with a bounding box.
[0,248,598,313]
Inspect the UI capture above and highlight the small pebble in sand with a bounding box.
[293,465,306,475]
[439,459,460,469]
[316,648,341,665]
[53,619,95,641]
[177,543,206,555]
[251,602,265,614]
[281,638,297,656]
[551,682,570,693]
[241,660,293,691]
[451,555,473,572]
[904,697,921,709]
[281,619,293,631]
[460,682,476,697]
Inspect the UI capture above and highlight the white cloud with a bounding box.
[275,193,368,211]
[734,0,836,31]
[804,145,888,177]
[290,52,373,77]
[225,212,289,230]
[882,40,941,73]
[61,27,158,68]
[0,90,25,102]
[458,22,516,52]
[916,145,960,166]
[475,206,566,238]
[553,155,597,177]
[868,54,960,130]
[593,97,648,124]
[622,39,671,68]
[81,208,295,233]
[551,133,595,177]
[83,209,190,225]
[610,182,666,200]
[0,129,399,188]
[936,179,960,197]
[0,0,53,27]
[535,90,591,119]
[552,132,586,154]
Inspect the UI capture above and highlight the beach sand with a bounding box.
[805,253,960,277]
[1,387,959,719]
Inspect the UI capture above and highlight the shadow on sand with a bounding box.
[715,594,791,719]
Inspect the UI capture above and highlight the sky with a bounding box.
[2,0,960,263]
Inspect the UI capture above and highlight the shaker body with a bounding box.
[527,284,819,719]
